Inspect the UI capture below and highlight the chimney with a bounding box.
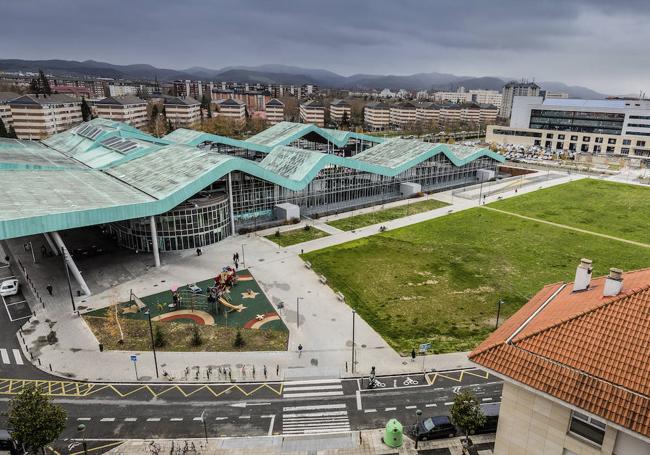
[603,268,624,297]
[573,258,593,292]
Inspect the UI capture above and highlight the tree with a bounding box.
[38,70,52,95]
[153,325,166,348]
[80,97,92,122]
[0,118,8,138]
[233,329,245,348]
[7,384,67,454]
[190,323,203,347]
[450,390,486,445]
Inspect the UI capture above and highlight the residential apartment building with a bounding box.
[0,92,19,129]
[299,100,325,127]
[108,84,139,97]
[265,98,285,125]
[94,96,148,128]
[542,91,570,99]
[8,94,82,139]
[432,88,503,109]
[470,89,503,109]
[439,103,461,125]
[416,102,440,125]
[470,261,650,455]
[390,102,417,127]
[500,81,540,119]
[173,80,214,100]
[364,101,390,130]
[215,98,246,123]
[433,90,472,104]
[329,99,351,124]
[163,96,201,128]
[486,98,650,160]
[478,103,499,124]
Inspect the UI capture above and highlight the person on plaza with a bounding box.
[40,244,47,257]
[411,348,416,362]
[298,344,303,358]
[46,284,53,296]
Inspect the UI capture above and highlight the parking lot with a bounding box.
[0,263,32,322]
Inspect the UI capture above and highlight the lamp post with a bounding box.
[296,297,303,329]
[145,309,159,378]
[351,310,356,374]
[415,409,423,449]
[61,246,76,312]
[241,244,246,269]
[495,299,505,329]
[77,424,88,455]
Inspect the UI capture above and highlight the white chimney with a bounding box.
[573,258,593,292]
[603,268,624,297]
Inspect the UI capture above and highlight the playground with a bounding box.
[83,268,288,352]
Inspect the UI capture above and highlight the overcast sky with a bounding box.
[2,0,648,94]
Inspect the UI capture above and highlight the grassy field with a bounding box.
[304,207,650,354]
[265,226,330,246]
[490,179,650,244]
[327,199,449,231]
[84,316,288,352]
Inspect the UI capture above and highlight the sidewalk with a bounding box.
[13,171,581,383]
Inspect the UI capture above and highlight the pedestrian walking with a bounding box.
[411,348,416,362]
[298,344,303,358]
[40,244,47,258]
[276,364,279,376]
[46,284,53,296]
[236,252,239,262]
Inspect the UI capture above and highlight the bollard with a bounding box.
[276,365,279,376]
[49,363,52,371]
[37,358,41,366]
[346,361,348,372]
[29,351,33,360]
[263,365,267,379]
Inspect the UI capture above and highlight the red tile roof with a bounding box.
[469,268,650,438]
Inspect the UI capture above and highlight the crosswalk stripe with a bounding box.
[12,349,23,365]
[100,418,115,422]
[283,385,342,392]
[283,404,346,412]
[0,349,9,364]
[283,418,350,425]
[124,418,137,422]
[283,410,348,418]
[283,391,344,398]
[283,422,350,429]
[284,379,341,385]
[283,427,350,434]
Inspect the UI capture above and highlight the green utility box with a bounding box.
[383,418,403,448]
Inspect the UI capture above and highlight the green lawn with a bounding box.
[265,226,330,246]
[327,199,449,231]
[304,208,650,354]
[489,179,650,244]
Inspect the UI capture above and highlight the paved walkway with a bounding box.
[482,206,650,249]
[12,171,582,383]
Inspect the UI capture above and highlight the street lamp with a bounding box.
[495,299,505,329]
[415,409,423,449]
[144,309,159,378]
[296,297,303,329]
[351,310,356,374]
[77,423,88,455]
[61,246,76,313]
[241,244,246,269]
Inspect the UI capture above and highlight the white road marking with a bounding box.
[147,418,161,422]
[405,405,416,409]
[192,417,203,421]
[283,404,346,412]
[282,391,344,398]
[425,403,437,407]
[12,349,23,365]
[239,416,251,419]
[444,402,454,406]
[364,409,377,413]
[215,417,228,421]
[385,407,396,411]
[284,379,342,385]
[482,397,493,402]
[170,418,183,421]
[283,410,348,419]
[77,418,91,421]
[100,418,115,422]
[266,415,275,436]
[0,349,9,364]
[356,390,362,410]
[124,418,137,422]
[283,385,342,392]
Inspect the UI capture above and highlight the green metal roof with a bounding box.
[162,128,270,153]
[245,121,383,148]
[0,119,504,240]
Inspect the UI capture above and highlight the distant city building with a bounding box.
[173,80,213,100]
[379,88,396,98]
[415,102,440,125]
[487,97,650,160]
[8,94,82,139]
[265,98,285,125]
[329,99,351,124]
[108,84,140,97]
[542,90,570,99]
[163,96,201,127]
[0,92,20,129]
[390,102,417,127]
[364,101,390,130]
[500,81,540,119]
[433,88,503,110]
[470,263,650,454]
[299,100,325,126]
[469,89,503,109]
[433,89,473,104]
[211,88,270,113]
[94,96,148,128]
[51,85,92,98]
[439,103,462,125]
[215,98,246,123]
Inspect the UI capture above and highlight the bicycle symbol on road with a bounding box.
[403,377,419,386]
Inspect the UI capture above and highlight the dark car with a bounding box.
[409,415,457,441]
[472,402,500,435]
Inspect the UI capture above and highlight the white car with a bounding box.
[0,279,19,297]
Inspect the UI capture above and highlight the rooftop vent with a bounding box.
[603,268,624,297]
[573,258,593,292]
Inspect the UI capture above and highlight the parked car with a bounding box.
[409,415,457,441]
[0,279,19,297]
[472,402,500,435]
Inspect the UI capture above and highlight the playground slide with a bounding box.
[218,297,244,312]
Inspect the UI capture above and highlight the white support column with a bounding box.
[43,233,59,256]
[149,216,160,268]
[50,231,91,296]
[228,172,236,236]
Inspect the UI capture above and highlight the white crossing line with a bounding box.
[385,407,396,411]
[283,410,347,419]
[0,349,9,364]
[284,378,342,385]
[239,416,251,419]
[100,418,115,422]
[364,409,377,413]
[77,418,91,421]
[283,422,350,429]
[147,418,161,422]
[192,417,202,421]
[283,404,346,412]
[444,402,454,406]
[124,418,137,422]
[283,384,342,392]
[170,418,183,422]
[356,390,362,410]
[405,405,416,409]
[215,417,228,421]
[283,427,351,435]
[482,397,493,402]
[12,349,23,365]
[425,403,437,408]
[283,417,350,425]
[282,391,344,399]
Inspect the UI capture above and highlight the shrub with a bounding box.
[153,325,166,348]
[233,329,245,348]
[290,217,300,224]
[190,323,203,347]
[303,224,311,231]
[274,229,281,237]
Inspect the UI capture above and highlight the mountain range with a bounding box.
[0,59,608,99]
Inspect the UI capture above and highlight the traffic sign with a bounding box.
[130,355,137,362]
[419,343,431,353]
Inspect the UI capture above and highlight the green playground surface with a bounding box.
[85,269,287,332]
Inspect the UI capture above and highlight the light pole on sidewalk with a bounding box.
[144,309,159,378]
[352,310,356,374]
[241,244,246,269]
[77,424,88,455]
[60,246,76,312]
[414,409,422,449]
[296,297,303,329]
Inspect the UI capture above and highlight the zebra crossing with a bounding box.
[282,403,350,435]
[282,378,343,399]
[0,348,24,365]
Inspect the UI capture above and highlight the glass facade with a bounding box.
[109,193,231,252]
[529,109,625,135]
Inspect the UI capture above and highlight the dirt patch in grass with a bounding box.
[84,316,288,352]
[265,226,330,247]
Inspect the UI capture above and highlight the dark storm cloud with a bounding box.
[1,0,649,93]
